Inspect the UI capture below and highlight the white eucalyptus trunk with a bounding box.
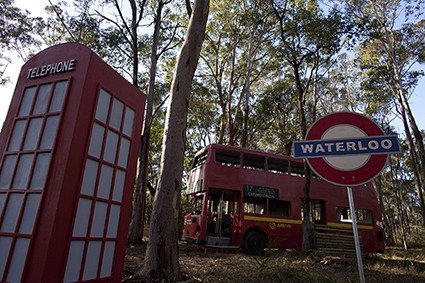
[141,0,210,280]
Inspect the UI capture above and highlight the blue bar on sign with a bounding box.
[293,135,400,158]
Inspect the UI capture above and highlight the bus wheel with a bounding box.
[243,231,266,255]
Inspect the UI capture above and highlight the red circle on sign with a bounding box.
[306,112,387,186]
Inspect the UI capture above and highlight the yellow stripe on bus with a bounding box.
[326,222,373,230]
[244,215,302,225]
[243,216,373,230]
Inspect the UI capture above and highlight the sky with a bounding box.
[0,0,424,135]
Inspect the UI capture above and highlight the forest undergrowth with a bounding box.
[123,241,425,283]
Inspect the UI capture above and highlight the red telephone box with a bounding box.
[0,43,145,282]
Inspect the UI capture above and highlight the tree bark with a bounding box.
[241,30,254,148]
[141,0,209,280]
[399,104,425,226]
[293,61,313,253]
[126,0,146,87]
[128,0,164,244]
[379,19,425,226]
[374,176,395,246]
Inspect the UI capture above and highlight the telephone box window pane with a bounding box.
[97,164,113,199]
[6,237,30,283]
[122,107,135,137]
[12,154,35,190]
[100,241,115,278]
[33,83,52,115]
[81,159,99,196]
[64,241,85,283]
[117,137,130,168]
[72,198,92,237]
[30,153,51,190]
[0,194,6,215]
[18,87,37,117]
[106,204,121,238]
[90,201,108,237]
[23,118,43,150]
[0,237,13,279]
[112,170,126,202]
[88,123,105,158]
[1,193,24,233]
[103,130,118,164]
[82,241,102,280]
[0,155,17,190]
[95,89,111,123]
[109,98,123,131]
[8,120,26,151]
[40,115,60,150]
[49,80,68,112]
[19,193,41,234]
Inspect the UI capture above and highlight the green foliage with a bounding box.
[0,0,41,49]
[0,0,43,84]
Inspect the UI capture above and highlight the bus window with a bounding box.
[191,150,208,169]
[310,200,323,222]
[336,207,373,224]
[269,199,291,216]
[268,158,289,174]
[337,207,350,222]
[243,196,266,214]
[216,150,240,167]
[290,161,305,176]
[190,194,203,214]
[357,209,373,224]
[243,154,265,171]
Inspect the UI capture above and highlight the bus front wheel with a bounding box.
[243,231,266,255]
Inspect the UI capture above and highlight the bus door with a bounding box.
[206,189,240,246]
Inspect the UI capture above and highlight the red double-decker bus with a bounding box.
[182,144,385,254]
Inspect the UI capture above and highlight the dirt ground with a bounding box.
[122,243,425,283]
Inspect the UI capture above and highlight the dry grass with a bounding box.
[123,244,425,283]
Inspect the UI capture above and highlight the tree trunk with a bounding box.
[129,0,140,87]
[394,188,408,250]
[128,0,164,244]
[226,42,237,146]
[301,165,312,252]
[381,24,425,226]
[389,157,408,250]
[374,175,395,245]
[141,0,209,280]
[293,63,312,253]
[399,105,425,227]
[241,30,254,148]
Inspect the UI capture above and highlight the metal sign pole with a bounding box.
[347,186,366,283]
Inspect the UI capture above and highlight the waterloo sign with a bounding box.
[293,112,401,186]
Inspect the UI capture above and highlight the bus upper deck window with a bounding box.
[290,161,305,176]
[191,151,208,169]
[216,150,240,167]
[268,158,289,174]
[243,154,265,171]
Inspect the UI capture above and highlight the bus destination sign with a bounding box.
[243,185,279,200]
